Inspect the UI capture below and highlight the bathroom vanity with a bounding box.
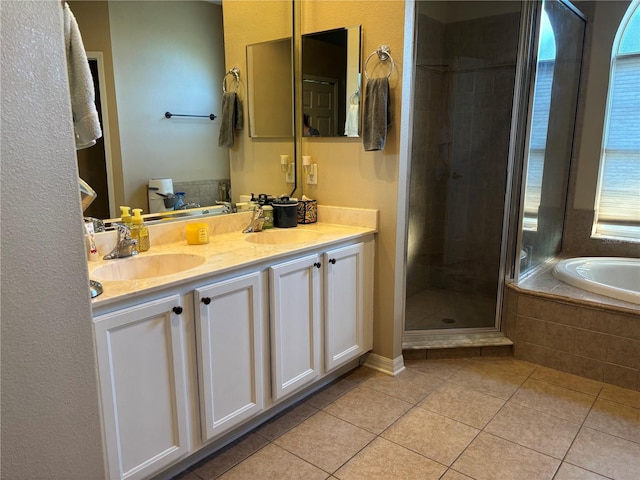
[89,207,377,480]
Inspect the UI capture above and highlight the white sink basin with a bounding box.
[245,229,323,245]
[92,253,206,281]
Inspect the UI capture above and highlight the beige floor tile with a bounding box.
[599,383,640,409]
[565,427,640,480]
[452,432,560,480]
[333,437,446,480]
[440,470,474,480]
[404,358,471,380]
[448,363,525,400]
[362,368,444,404]
[484,402,580,459]
[323,384,413,434]
[553,463,609,480]
[530,366,603,396]
[381,407,479,466]
[584,397,640,444]
[510,379,595,424]
[274,410,375,473]
[418,383,505,428]
[191,433,268,480]
[471,356,537,377]
[305,378,358,409]
[217,443,329,480]
[172,470,201,480]
[341,366,376,385]
[255,402,319,441]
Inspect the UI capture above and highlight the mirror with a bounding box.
[246,38,294,138]
[70,0,294,221]
[301,26,362,137]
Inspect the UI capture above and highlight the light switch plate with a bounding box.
[306,164,318,185]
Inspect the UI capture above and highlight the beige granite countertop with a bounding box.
[88,206,377,309]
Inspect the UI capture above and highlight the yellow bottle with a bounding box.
[132,208,150,252]
[119,206,133,227]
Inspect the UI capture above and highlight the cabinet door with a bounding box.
[194,272,265,442]
[94,295,191,480]
[324,243,365,372]
[269,254,322,401]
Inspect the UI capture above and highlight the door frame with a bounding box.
[87,51,116,218]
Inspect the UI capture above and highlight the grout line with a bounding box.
[188,361,637,480]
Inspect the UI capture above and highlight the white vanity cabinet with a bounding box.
[323,242,371,372]
[91,227,375,479]
[193,271,267,443]
[269,253,323,401]
[269,239,375,401]
[93,294,192,480]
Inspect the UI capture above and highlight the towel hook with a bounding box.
[222,66,240,93]
[364,45,395,80]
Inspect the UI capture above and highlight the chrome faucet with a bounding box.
[243,206,265,233]
[103,224,138,260]
[216,200,237,214]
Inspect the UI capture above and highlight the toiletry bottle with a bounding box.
[120,206,133,227]
[132,209,150,252]
[262,205,274,229]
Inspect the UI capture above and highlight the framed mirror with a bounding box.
[246,38,294,138]
[301,25,362,138]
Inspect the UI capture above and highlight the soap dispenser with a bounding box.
[120,206,133,227]
[131,208,150,252]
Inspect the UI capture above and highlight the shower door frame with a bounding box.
[401,0,541,345]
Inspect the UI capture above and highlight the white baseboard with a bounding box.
[362,353,406,376]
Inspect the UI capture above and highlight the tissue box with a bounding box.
[297,199,318,224]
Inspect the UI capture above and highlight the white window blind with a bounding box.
[595,3,640,241]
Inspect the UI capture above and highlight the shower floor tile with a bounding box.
[405,287,496,330]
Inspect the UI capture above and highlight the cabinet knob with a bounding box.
[329,258,336,264]
[172,306,183,315]
[314,262,321,269]
[201,297,211,305]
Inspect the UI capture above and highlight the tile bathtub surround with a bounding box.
[505,261,640,392]
[172,179,231,208]
[175,357,640,480]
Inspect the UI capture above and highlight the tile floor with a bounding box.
[175,357,640,480]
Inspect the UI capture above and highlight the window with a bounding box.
[523,9,556,230]
[594,1,640,241]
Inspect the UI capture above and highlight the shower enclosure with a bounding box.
[404,0,585,337]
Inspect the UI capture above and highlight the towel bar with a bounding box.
[222,67,241,93]
[364,45,395,79]
[164,112,216,120]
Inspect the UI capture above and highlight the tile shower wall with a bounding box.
[407,9,520,298]
[504,286,640,391]
[172,178,230,208]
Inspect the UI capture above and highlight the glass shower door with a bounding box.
[405,1,523,332]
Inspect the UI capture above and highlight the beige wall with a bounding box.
[225,0,407,360]
[563,0,638,256]
[224,0,298,199]
[301,1,407,359]
[1,2,106,477]
[572,0,630,210]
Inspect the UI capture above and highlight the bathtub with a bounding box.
[553,257,640,305]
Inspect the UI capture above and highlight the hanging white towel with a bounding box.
[63,3,102,150]
[344,103,360,137]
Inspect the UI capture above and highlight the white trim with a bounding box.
[396,0,416,354]
[362,353,406,377]
[86,51,116,218]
